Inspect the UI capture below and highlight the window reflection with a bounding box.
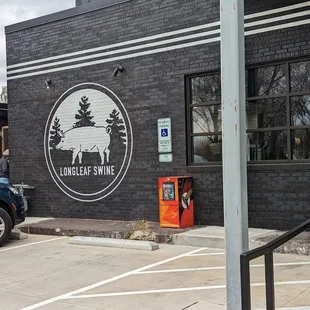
[192,136,222,162]
[248,131,287,160]
[290,95,310,126]
[191,75,221,104]
[192,105,221,133]
[246,98,286,129]
[290,61,310,93]
[291,129,310,160]
[247,65,286,97]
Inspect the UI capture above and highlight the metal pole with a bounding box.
[220,0,249,309]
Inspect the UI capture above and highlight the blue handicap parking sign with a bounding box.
[161,128,168,137]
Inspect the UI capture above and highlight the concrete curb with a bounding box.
[9,228,28,240]
[19,226,173,244]
[68,236,159,251]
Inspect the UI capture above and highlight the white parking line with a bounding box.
[66,285,227,298]
[186,252,225,257]
[0,237,67,252]
[64,280,310,299]
[136,261,310,274]
[256,307,310,310]
[137,266,226,274]
[21,247,206,310]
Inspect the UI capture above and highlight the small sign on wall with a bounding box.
[157,118,172,153]
[159,153,173,162]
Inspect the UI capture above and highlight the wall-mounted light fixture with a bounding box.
[44,79,52,89]
[112,65,124,77]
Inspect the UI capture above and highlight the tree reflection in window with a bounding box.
[290,61,310,93]
[260,131,287,160]
[248,65,286,97]
[192,105,221,133]
[246,98,286,129]
[191,75,221,104]
[291,96,310,126]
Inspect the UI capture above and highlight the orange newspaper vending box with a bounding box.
[158,176,194,228]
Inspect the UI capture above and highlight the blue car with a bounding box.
[0,183,26,246]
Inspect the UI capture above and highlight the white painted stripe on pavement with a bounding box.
[66,286,227,298]
[0,237,67,252]
[186,252,225,256]
[256,307,310,310]
[63,280,310,299]
[20,247,206,310]
[260,280,310,286]
[136,261,310,274]
[137,266,226,274]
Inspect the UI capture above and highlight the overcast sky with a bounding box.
[0,0,76,86]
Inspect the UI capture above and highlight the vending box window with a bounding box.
[158,176,194,228]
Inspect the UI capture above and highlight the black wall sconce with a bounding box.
[44,79,52,89]
[112,65,124,77]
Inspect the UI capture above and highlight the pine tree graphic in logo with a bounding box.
[73,96,96,128]
[106,109,127,158]
[49,117,63,149]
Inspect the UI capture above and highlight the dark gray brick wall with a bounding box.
[76,0,93,5]
[6,0,310,230]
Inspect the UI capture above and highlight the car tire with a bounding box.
[0,208,12,247]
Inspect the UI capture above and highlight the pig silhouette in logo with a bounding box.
[58,126,112,165]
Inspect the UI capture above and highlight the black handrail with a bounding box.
[240,219,310,310]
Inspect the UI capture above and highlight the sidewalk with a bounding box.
[17,217,194,244]
[17,217,310,255]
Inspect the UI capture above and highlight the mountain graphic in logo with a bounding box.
[44,83,133,202]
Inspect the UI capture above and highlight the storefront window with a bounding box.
[187,59,310,164]
[188,74,222,163]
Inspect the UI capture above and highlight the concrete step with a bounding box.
[171,226,309,254]
[173,233,225,249]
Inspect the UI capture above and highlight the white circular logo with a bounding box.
[44,83,133,202]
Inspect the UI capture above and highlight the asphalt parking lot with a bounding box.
[1,235,310,310]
